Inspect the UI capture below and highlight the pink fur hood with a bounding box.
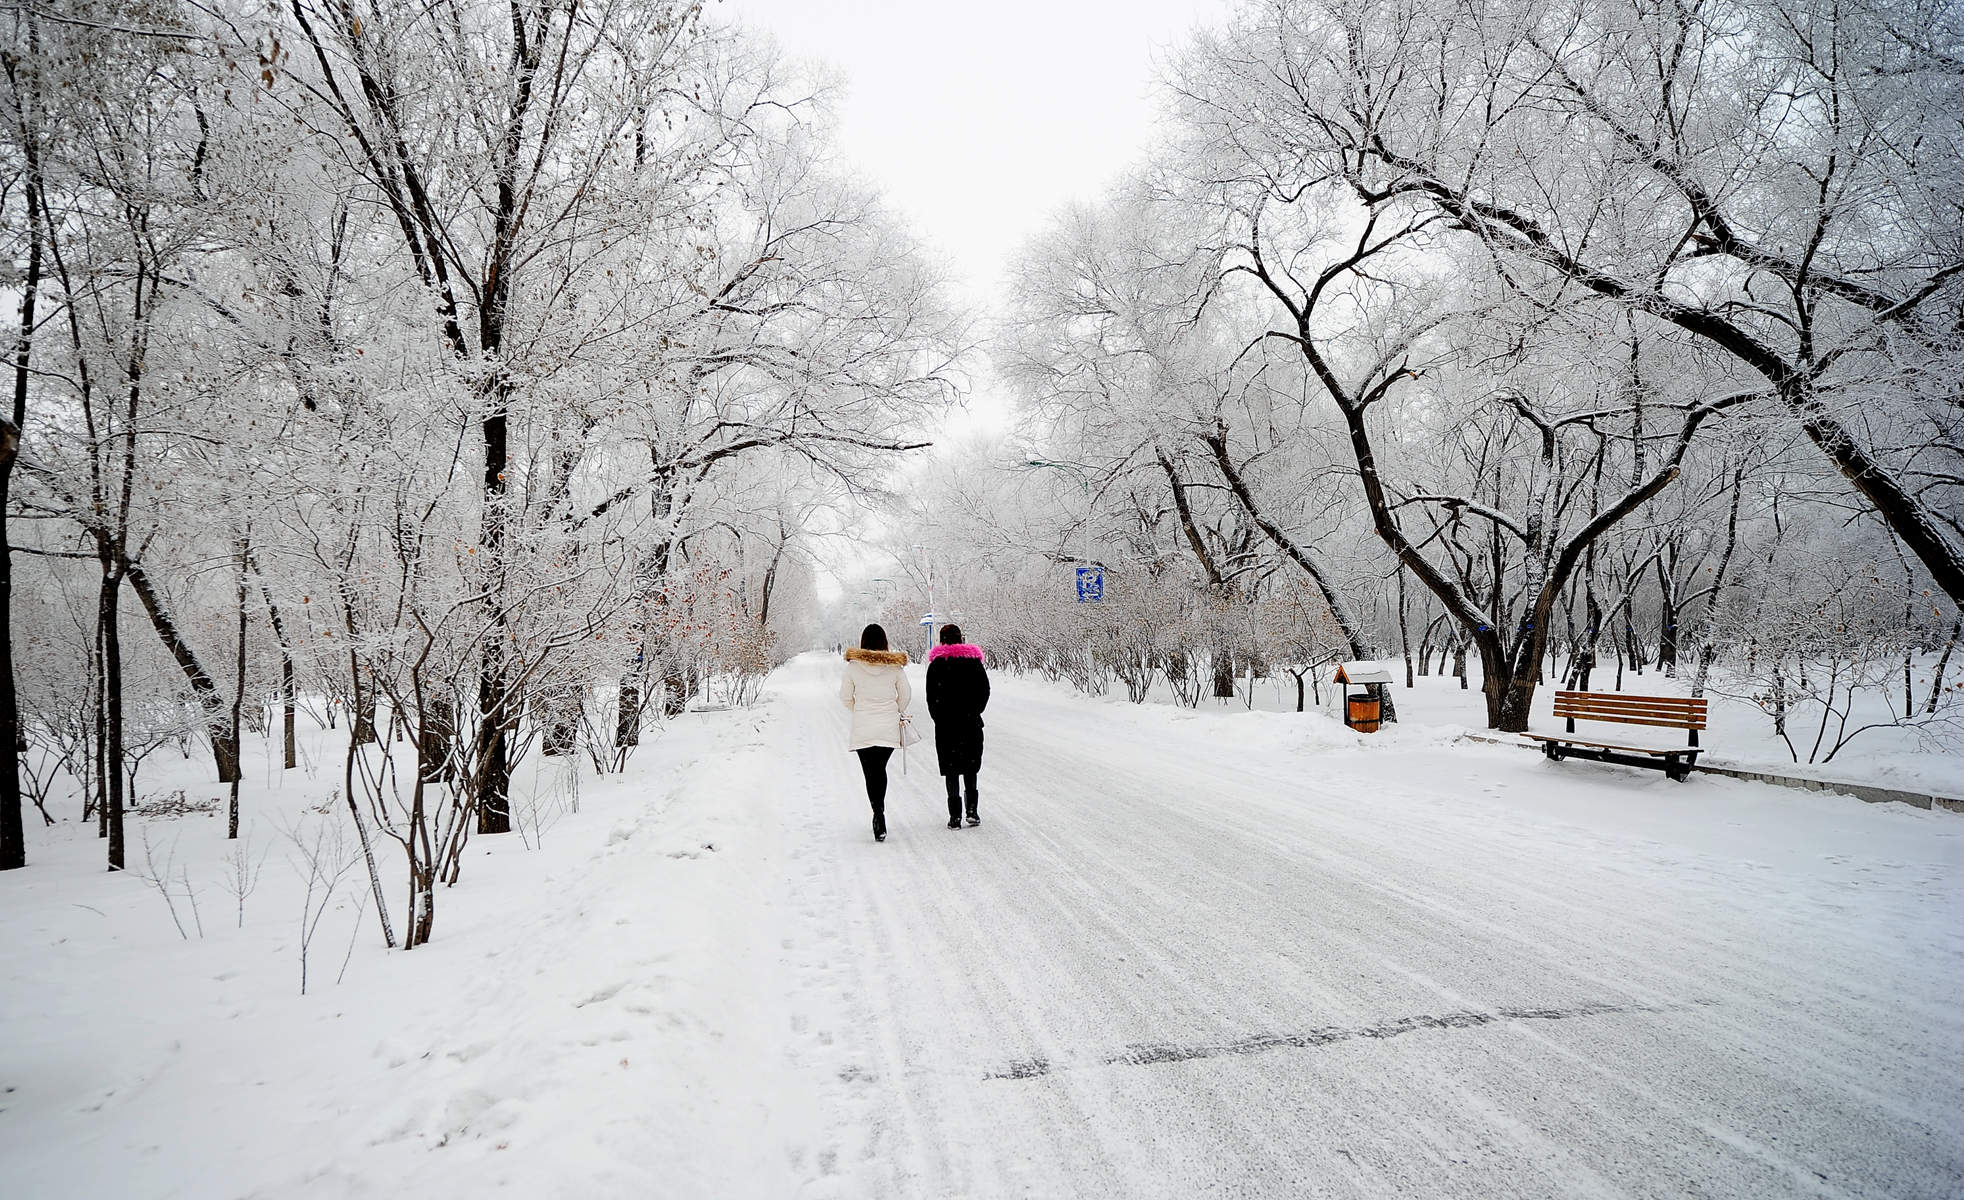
[928,643,984,662]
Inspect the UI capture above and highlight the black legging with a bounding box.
[856,747,893,815]
[943,772,977,820]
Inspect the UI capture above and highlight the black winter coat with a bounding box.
[925,645,990,776]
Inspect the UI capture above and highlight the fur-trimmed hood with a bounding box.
[845,647,910,668]
[928,643,984,662]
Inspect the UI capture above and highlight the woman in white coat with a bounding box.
[841,623,912,842]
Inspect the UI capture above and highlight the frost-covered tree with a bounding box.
[0,2,957,913]
[1182,0,1964,603]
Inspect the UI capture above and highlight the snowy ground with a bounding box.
[4,653,1963,1198]
[1176,665,1964,799]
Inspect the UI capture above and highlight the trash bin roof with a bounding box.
[1334,660,1395,685]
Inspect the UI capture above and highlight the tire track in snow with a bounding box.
[984,997,1713,1080]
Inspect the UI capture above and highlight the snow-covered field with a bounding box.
[1168,665,1964,799]
[4,653,1962,1198]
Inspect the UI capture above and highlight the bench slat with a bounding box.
[1547,695,1704,714]
[1547,691,1704,707]
[1554,695,1706,709]
[1524,734,1693,756]
[1551,713,1707,731]
[1554,697,1707,711]
[1553,702,1707,719]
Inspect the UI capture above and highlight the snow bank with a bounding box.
[0,703,829,1198]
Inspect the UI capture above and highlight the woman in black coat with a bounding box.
[925,624,990,828]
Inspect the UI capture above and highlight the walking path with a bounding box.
[751,655,1964,1198]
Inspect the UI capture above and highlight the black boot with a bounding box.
[965,789,980,827]
[945,779,963,829]
[872,804,886,842]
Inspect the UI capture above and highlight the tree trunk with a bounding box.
[1418,614,1445,677]
[1655,559,1679,676]
[342,726,397,949]
[615,681,641,748]
[1571,579,1602,691]
[1397,570,1413,688]
[419,696,455,783]
[1690,467,1748,696]
[350,663,377,746]
[1926,619,1961,715]
[661,663,689,718]
[97,568,127,870]
[0,417,21,870]
[280,653,296,769]
[90,625,105,832]
[123,554,240,783]
[541,693,579,757]
[405,861,435,949]
[757,529,787,632]
[1157,446,1242,707]
[1493,674,1536,732]
[1484,642,1544,734]
[475,662,512,834]
[228,539,247,839]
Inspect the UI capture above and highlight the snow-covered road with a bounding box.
[762,654,1964,1198]
[6,652,1961,1199]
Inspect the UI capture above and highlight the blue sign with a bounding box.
[1074,566,1104,603]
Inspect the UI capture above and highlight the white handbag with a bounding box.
[898,716,920,775]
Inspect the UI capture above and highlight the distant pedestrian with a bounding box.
[925,624,989,828]
[840,623,912,842]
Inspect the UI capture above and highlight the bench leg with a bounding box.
[1542,741,1563,762]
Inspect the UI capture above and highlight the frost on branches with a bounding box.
[0,0,958,899]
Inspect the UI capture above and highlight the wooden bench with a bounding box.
[1524,691,1707,781]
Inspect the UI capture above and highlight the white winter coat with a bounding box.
[840,648,913,751]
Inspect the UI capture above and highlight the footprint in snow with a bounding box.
[446,1041,494,1064]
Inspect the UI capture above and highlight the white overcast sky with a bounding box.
[723,0,1228,311]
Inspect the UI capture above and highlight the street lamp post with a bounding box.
[911,544,935,662]
[1019,457,1106,576]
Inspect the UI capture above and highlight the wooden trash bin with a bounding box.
[1335,660,1394,734]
